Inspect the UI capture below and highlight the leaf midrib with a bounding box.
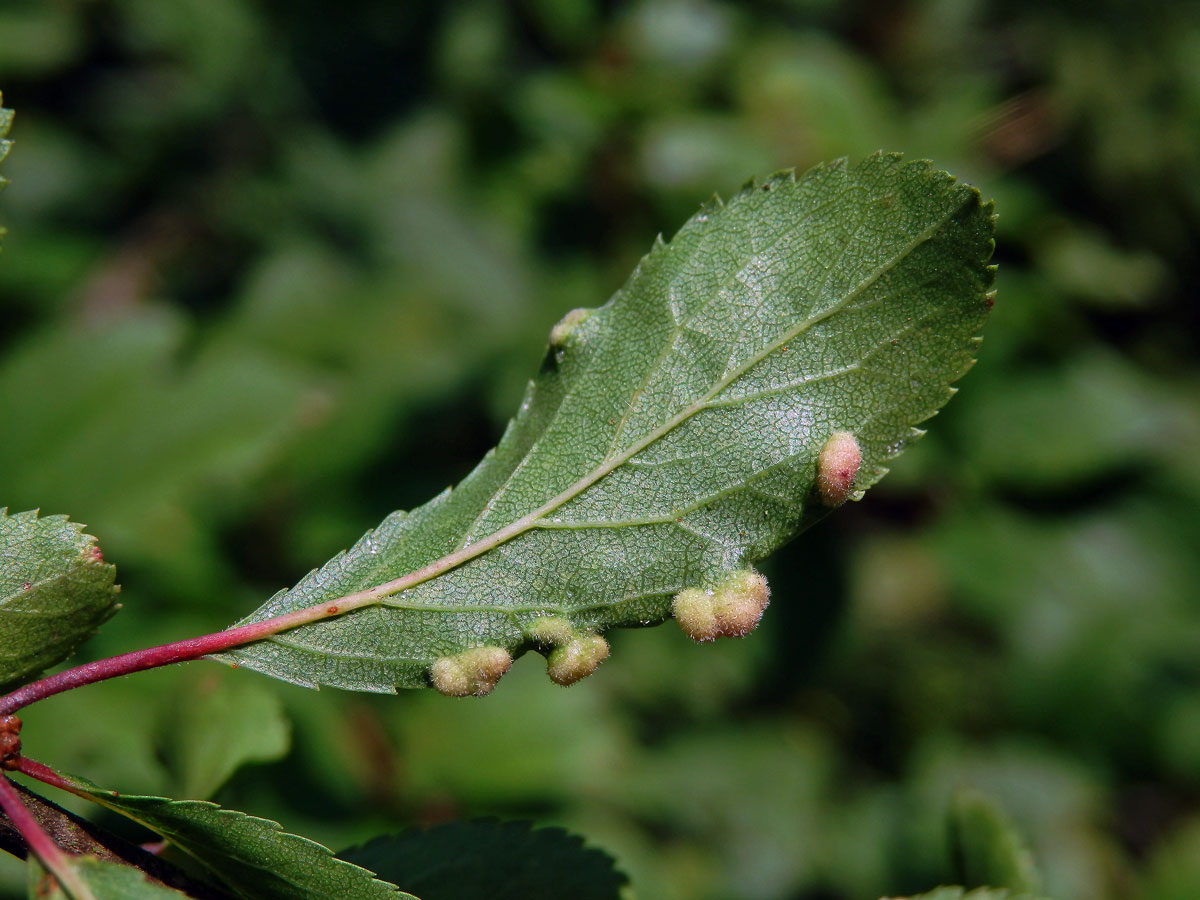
[602,182,854,462]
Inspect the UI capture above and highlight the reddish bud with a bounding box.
[816,430,862,506]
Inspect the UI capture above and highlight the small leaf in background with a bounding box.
[950,788,1042,894]
[954,351,1194,491]
[340,820,627,900]
[893,888,1056,900]
[65,775,410,900]
[0,312,314,609]
[222,154,994,694]
[159,672,291,801]
[0,510,120,692]
[27,855,191,900]
[1143,815,1200,900]
[0,92,11,251]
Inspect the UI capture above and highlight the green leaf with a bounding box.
[160,673,291,800]
[28,855,192,900]
[0,93,10,253]
[897,889,1056,900]
[0,309,314,605]
[63,774,412,900]
[1144,814,1200,900]
[0,94,11,179]
[340,820,628,900]
[0,509,120,691]
[222,154,995,693]
[949,788,1042,894]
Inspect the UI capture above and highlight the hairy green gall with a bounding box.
[429,647,513,697]
[526,616,575,646]
[816,430,862,507]
[548,307,591,347]
[546,633,610,686]
[672,569,770,642]
[527,617,610,685]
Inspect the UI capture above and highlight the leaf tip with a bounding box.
[429,647,513,697]
[816,430,862,507]
[672,568,770,642]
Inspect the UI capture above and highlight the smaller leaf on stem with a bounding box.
[0,510,120,693]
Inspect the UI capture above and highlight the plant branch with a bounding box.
[0,773,97,899]
[14,758,78,796]
[0,592,376,715]
[0,464,592,714]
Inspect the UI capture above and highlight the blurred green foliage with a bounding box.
[0,1,1197,898]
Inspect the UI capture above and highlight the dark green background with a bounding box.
[2,1,1198,897]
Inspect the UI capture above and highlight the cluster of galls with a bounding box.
[0,714,21,770]
[428,620,611,698]
[427,431,861,697]
[425,568,771,698]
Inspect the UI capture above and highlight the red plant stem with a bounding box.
[0,454,587,717]
[14,758,79,796]
[0,595,359,716]
[0,772,92,897]
[0,773,59,858]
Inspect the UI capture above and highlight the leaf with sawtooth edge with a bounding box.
[62,773,412,900]
[341,819,627,900]
[0,509,121,692]
[899,889,1056,900]
[950,788,1042,894]
[221,153,996,693]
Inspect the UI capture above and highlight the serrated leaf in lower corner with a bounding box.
[221,154,995,695]
[340,819,628,900]
[0,509,121,691]
[887,888,1058,900]
[63,774,412,900]
[28,855,192,900]
[949,788,1042,894]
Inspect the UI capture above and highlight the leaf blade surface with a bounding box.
[223,154,995,692]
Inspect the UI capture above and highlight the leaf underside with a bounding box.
[67,775,410,900]
[222,153,995,693]
[0,509,121,692]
